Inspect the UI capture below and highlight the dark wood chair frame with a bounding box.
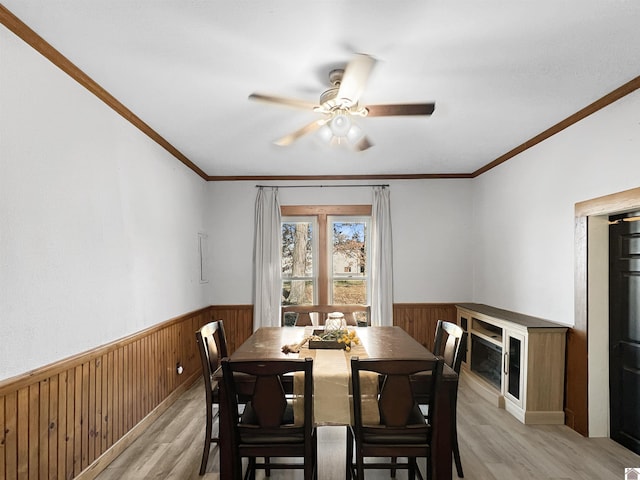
[347,356,444,480]
[195,320,229,475]
[281,304,371,327]
[221,357,317,480]
[430,320,467,478]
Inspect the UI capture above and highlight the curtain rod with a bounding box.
[255,184,389,189]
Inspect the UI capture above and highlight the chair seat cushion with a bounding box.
[240,431,305,444]
[361,405,429,444]
[363,432,429,444]
[371,404,426,427]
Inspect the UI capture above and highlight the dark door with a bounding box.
[609,211,640,454]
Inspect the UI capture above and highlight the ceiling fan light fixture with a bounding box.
[346,123,364,144]
[318,124,333,144]
[329,110,351,137]
[317,115,367,149]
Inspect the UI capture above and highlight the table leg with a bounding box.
[432,378,454,480]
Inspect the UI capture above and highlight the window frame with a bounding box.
[281,205,372,305]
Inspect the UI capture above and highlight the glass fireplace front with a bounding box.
[470,334,502,389]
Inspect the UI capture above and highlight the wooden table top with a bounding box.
[230,326,456,379]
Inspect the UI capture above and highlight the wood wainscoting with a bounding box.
[0,302,452,480]
[0,307,212,480]
[393,303,458,350]
[207,304,253,354]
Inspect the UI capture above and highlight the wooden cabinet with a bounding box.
[456,303,568,424]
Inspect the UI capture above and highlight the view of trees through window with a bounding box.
[281,214,369,306]
[281,220,314,305]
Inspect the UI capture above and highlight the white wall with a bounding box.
[205,179,474,305]
[472,88,640,326]
[3,12,638,388]
[205,84,640,319]
[0,28,208,380]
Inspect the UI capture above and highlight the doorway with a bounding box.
[609,211,640,454]
[570,187,640,441]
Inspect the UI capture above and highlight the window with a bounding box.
[330,218,369,304]
[281,205,371,306]
[281,216,317,305]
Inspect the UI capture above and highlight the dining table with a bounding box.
[216,326,456,480]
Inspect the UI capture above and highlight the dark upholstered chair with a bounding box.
[429,320,467,477]
[195,320,228,475]
[347,357,444,480]
[221,357,317,480]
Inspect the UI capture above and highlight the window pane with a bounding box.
[332,221,366,277]
[282,280,314,305]
[332,279,367,305]
[281,221,313,276]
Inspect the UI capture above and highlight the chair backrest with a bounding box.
[281,305,316,326]
[221,357,314,440]
[351,357,444,433]
[281,304,371,327]
[196,320,228,390]
[433,320,467,374]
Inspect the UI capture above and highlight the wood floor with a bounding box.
[95,374,640,480]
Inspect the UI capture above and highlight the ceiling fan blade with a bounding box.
[249,93,318,111]
[274,118,328,146]
[366,103,436,117]
[337,53,377,106]
[353,136,373,152]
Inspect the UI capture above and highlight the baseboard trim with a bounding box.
[523,410,566,425]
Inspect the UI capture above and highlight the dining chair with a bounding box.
[281,305,315,326]
[221,357,317,480]
[347,356,444,480]
[426,320,467,477]
[195,320,228,475]
[281,304,371,327]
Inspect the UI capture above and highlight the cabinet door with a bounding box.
[503,331,525,407]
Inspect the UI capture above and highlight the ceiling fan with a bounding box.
[249,53,435,151]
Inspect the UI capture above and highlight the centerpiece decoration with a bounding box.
[309,326,359,351]
[281,312,360,353]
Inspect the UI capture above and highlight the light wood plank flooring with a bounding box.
[95,375,640,480]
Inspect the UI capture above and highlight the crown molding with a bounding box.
[0,5,208,181]
[2,5,638,183]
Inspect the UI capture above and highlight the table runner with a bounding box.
[293,327,380,426]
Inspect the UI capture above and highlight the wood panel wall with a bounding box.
[207,305,254,354]
[0,302,449,480]
[393,303,458,351]
[0,307,211,480]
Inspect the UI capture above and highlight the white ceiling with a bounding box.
[4,1,640,178]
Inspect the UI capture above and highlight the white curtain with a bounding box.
[253,187,282,330]
[370,186,394,326]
